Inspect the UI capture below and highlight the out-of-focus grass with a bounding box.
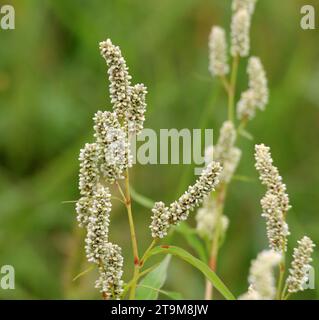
[0,0,319,299]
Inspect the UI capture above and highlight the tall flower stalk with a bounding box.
[240,146,315,300]
[199,0,258,299]
[75,38,147,299]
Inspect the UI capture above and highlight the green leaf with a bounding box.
[175,222,208,263]
[238,129,254,140]
[130,186,154,209]
[72,265,95,282]
[137,285,183,300]
[136,255,171,300]
[163,291,184,300]
[149,246,235,300]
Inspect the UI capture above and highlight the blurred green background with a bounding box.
[0,0,319,299]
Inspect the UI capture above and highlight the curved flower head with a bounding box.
[150,162,222,239]
[85,186,112,264]
[78,143,100,197]
[169,161,222,225]
[237,89,256,120]
[286,236,315,293]
[237,57,268,121]
[127,83,147,134]
[261,193,290,252]
[241,250,282,300]
[248,57,268,110]
[214,121,236,162]
[95,242,124,299]
[255,144,291,213]
[99,39,132,118]
[231,9,251,57]
[150,202,170,239]
[209,26,229,77]
[213,121,241,184]
[94,111,132,183]
[255,144,291,252]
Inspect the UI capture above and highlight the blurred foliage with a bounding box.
[0,0,319,299]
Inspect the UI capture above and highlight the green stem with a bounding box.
[123,169,140,300]
[236,117,248,135]
[122,263,160,298]
[276,251,286,300]
[281,282,289,300]
[205,185,227,300]
[204,56,240,300]
[228,55,239,122]
[283,292,291,300]
[220,75,231,94]
[140,239,158,267]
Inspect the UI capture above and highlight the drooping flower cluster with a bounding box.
[76,147,122,298]
[209,121,241,184]
[255,144,291,213]
[78,143,100,198]
[247,143,316,300]
[75,39,148,299]
[76,143,100,227]
[150,202,170,239]
[150,162,222,238]
[286,236,315,293]
[237,57,268,120]
[231,8,251,57]
[99,39,132,119]
[99,39,147,133]
[95,243,124,299]
[239,250,282,300]
[260,193,290,253]
[208,26,229,77]
[93,111,132,183]
[126,83,148,134]
[85,186,112,264]
[255,144,290,252]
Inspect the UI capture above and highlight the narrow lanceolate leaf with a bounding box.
[238,128,254,140]
[149,246,235,300]
[136,256,171,300]
[137,285,183,300]
[175,222,208,263]
[72,265,95,282]
[130,186,154,209]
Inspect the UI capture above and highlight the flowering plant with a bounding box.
[74,0,315,300]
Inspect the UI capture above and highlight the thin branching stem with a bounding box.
[276,221,287,300]
[220,75,231,94]
[228,55,240,122]
[205,185,227,300]
[140,239,158,267]
[281,282,289,300]
[122,263,161,298]
[123,169,140,300]
[205,55,241,300]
